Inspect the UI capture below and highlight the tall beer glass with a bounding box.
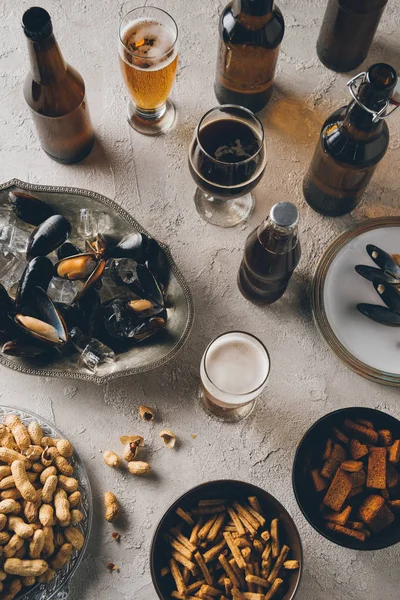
[118,7,179,135]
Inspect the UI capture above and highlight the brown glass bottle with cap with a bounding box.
[22,7,94,164]
[317,0,388,73]
[238,202,301,304]
[303,63,397,217]
[214,0,284,112]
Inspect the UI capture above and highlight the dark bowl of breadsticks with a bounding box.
[293,407,400,550]
[150,479,302,600]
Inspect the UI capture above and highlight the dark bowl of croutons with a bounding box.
[150,479,303,600]
[293,407,400,550]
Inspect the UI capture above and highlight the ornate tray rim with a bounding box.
[0,178,195,385]
[0,404,93,600]
[311,216,400,387]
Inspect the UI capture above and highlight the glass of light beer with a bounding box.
[199,331,271,422]
[118,6,179,135]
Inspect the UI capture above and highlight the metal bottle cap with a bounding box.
[22,7,53,40]
[270,202,299,229]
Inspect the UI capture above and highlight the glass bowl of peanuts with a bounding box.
[150,479,302,600]
[0,405,93,599]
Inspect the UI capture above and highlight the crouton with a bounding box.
[344,420,378,445]
[323,469,352,512]
[367,447,386,489]
[358,495,385,524]
[349,439,369,460]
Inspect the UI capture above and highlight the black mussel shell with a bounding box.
[357,303,400,327]
[75,287,101,337]
[108,232,149,262]
[0,284,15,334]
[355,265,400,286]
[57,242,83,261]
[103,299,140,339]
[2,339,51,359]
[55,302,84,332]
[366,244,400,278]
[373,281,400,314]
[13,286,68,347]
[136,264,164,307]
[8,191,55,226]
[27,215,72,261]
[131,316,167,341]
[16,256,54,310]
[74,259,106,302]
[146,238,170,287]
[54,253,98,281]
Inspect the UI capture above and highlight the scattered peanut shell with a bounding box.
[104,492,120,523]
[159,429,176,449]
[139,405,156,422]
[127,461,151,475]
[103,451,121,469]
[119,435,144,447]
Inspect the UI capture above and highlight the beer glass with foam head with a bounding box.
[199,331,271,422]
[118,7,179,135]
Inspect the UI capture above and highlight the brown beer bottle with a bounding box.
[22,7,94,164]
[238,202,301,304]
[214,0,284,112]
[303,63,397,217]
[317,0,388,73]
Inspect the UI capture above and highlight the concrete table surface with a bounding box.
[0,0,400,598]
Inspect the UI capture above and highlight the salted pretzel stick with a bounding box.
[190,518,204,545]
[199,499,227,506]
[198,516,218,540]
[218,554,240,589]
[207,513,225,542]
[246,504,265,527]
[194,551,213,586]
[171,550,197,574]
[176,507,194,526]
[227,507,246,536]
[203,539,227,563]
[264,578,283,600]
[270,519,280,559]
[223,532,246,569]
[248,497,264,516]
[166,535,194,560]
[267,545,289,585]
[170,528,197,553]
[170,558,187,595]
[233,502,260,531]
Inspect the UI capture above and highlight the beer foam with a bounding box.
[122,19,177,71]
[205,332,269,397]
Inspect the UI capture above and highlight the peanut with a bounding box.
[123,442,140,462]
[54,530,65,548]
[24,446,43,462]
[41,475,58,503]
[14,545,26,559]
[54,489,70,527]
[22,576,36,586]
[11,461,36,503]
[0,500,21,515]
[41,448,54,467]
[1,490,21,501]
[56,439,73,458]
[68,491,81,508]
[0,448,29,465]
[70,509,83,525]
[0,466,12,480]
[4,558,48,576]
[0,514,6,530]
[58,475,78,494]
[40,437,54,448]
[0,425,17,451]
[2,578,22,600]
[38,567,56,583]
[42,526,55,557]
[7,517,34,540]
[0,531,10,545]
[39,504,55,528]
[5,416,30,452]
[103,450,121,469]
[27,421,43,446]
[54,455,73,476]
[29,529,45,559]
[40,466,57,485]
[32,462,45,473]
[4,534,24,558]
[24,490,42,524]
[65,526,85,550]
[51,543,73,570]
[104,492,120,523]
[0,569,6,580]
[127,461,151,475]
[0,476,16,491]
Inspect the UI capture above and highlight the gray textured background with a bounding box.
[0,0,400,598]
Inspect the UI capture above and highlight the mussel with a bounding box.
[55,254,98,281]
[108,232,149,262]
[146,238,170,287]
[13,287,68,347]
[356,244,400,327]
[57,242,82,261]
[0,284,14,334]
[16,256,54,310]
[8,191,55,226]
[27,215,72,260]
[136,264,164,307]
[2,339,51,359]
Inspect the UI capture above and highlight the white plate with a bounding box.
[312,218,400,386]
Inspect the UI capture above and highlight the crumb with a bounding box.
[191,434,197,439]
[106,562,119,572]
[112,532,121,542]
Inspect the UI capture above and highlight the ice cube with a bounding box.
[48,279,79,305]
[0,225,29,255]
[0,253,26,293]
[0,205,12,229]
[78,209,113,239]
[69,326,115,373]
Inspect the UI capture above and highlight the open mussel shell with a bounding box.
[103,299,166,342]
[2,339,51,359]
[355,265,400,286]
[146,238,170,287]
[0,284,14,334]
[75,288,102,337]
[27,215,72,261]
[108,232,149,262]
[57,242,83,261]
[13,287,68,347]
[86,234,108,258]
[74,259,106,302]
[366,244,400,278]
[8,191,55,226]
[357,303,400,327]
[373,281,400,314]
[136,264,165,307]
[16,256,54,310]
[55,253,98,281]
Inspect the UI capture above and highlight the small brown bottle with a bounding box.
[22,7,94,164]
[303,63,398,217]
[238,202,301,304]
[317,0,388,73]
[214,0,284,112]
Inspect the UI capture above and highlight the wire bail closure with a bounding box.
[347,72,399,123]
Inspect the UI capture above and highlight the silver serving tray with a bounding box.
[0,405,92,599]
[0,179,194,384]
